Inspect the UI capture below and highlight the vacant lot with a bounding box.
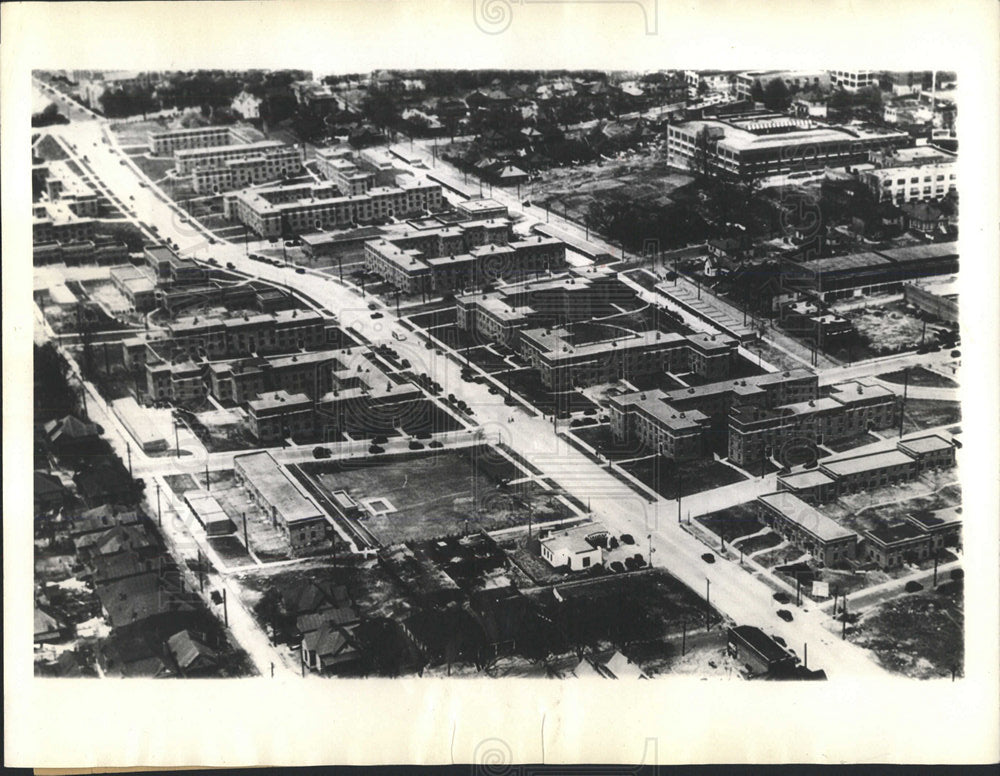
[619,456,747,500]
[531,151,693,224]
[570,424,646,461]
[845,306,929,355]
[878,367,958,389]
[132,154,176,182]
[697,502,765,543]
[829,481,961,536]
[849,579,963,679]
[305,446,569,544]
[901,399,961,434]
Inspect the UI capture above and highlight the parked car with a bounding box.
[372,436,389,445]
[609,561,625,573]
[368,302,378,310]
[226,262,235,270]
[621,534,635,545]
[313,447,331,459]
[776,609,793,622]
[295,268,306,274]
[368,445,385,455]
[408,441,424,450]
[428,440,443,449]
[773,592,791,604]
[701,553,715,564]
[415,432,432,440]
[371,312,383,319]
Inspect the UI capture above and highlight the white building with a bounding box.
[829,70,878,92]
[231,90,263,120]
[540,522,608,571]
[862,146,957,204]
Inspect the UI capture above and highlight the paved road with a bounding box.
[42,90,895,677]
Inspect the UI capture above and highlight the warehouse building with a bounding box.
[233,451,328,547]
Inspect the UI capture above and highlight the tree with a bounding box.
[763,78,791,110]
[691,125,715,179]
[31,102,69,127]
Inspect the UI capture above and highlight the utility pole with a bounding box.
[705,578,711,631]
[155,481,162,527]
[174,421,180,458]
[197,548,204,592]
[243,511,249,551]
[803,642,808,669]
[647,534,654,567]
[126,444,132,478]
[205,461,210,491]
[222,588,228,626]
[933,549,939,586]
[898,367,909,438]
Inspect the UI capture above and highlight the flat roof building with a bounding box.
[540,522,608,572]
[233,450,328,547]
[756,491,857,567]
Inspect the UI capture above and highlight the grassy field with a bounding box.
[696,502,766,542]
[307,447,569,544]
[900,399,961,434]
[878,366,958,389]
[131,154,176,182]
[570,424,646,460]
[848,578,964,679]
[619,456,747,500]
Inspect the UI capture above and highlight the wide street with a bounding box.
[36,79,903,676]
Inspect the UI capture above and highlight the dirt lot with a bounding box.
[845,305,931,355]
[529,150,693,222]
[131,154,176,182]
[848,578,963,679]
[828,480,961,536]
[306,446,570,544]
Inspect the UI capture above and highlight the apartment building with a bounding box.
[43,161,101,218]
[829,70,878,92]
[190,145,304,194]
[364,233,564,296]
[148,125,252,156]
[145,360,207,403]
[109,264,157,312]
[728,381,900,467]
[175,140,288,175]
[756,491,857,567]
[607,390,710,461]
[246,390,315,442]
[223,177,443,237]
[521,327,737,392]
[315,148,375,196]
[32,202,97,244]
[775,433,956,503]
[667,113,908,178]
[862,146,957,204]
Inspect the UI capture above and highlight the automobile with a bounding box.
[701,553,715,564]
[408,441,425,450]
[504,396,516,406]
[583,408,597,416]
[632,554,647,568]
[285,238,302,247]
[119,159,126,165]
[226,262,236,270]
[522,200,531,207]
[620,534,635,545]
[207,258,219,266]
[368,302,378,310]
[773,592,791,604]
[295,268,306,274]
[372,436,389,445]
[208,237,217,244]
[415,432,432,440]
[776,609,794,622]
[313,446,332,459]
[609,561,626,573]
[624,556,641,571]
[150,225,159,233]
[368,445,385,455]
[428,440,443,449]
[138,180,148,187]
[951,349,961,358]
[904,580,924,593]
[371,312,383,319]
[488,386,500,395]
[773,636,787,648]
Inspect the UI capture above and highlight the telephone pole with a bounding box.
[898,367,909,438]
[155,481,162,527]
[705,578,711,631]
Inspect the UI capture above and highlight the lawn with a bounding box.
[900,399,962,434]
[407,307,456,330]
[824,432,882,453]
[570,424,647,461]
[731,530,782,556]
[696,502,765,542]
[628,371,688,392]
[619,456,747,500]
[878,367,958,389]
[304,446,568,544]
[848,579,964,679]
[131,153,176,182]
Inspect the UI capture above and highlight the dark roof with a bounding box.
[303,623,359,661]
[95,570,195,629]
[281,580,351,615]
[167,629,218,670]
[44,415,100,444]
[73,460,135,504]
[34,471,67,498]
[729,625,793,665]
[296,605,360,635]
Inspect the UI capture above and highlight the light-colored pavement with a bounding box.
[40,85,908,677]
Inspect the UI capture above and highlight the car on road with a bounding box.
[408,441,425,450]
[368,445,385,455]
[371,312,383,319]
[609,561,625,573]
[428,440,443,449]
[313,446,332,459]
[367,302,378,310]
[701,553,715,564]
[295,268,306,274]
[776,609,793,622]
[138,180,147,187]
[620,534,635,545]
[951,349,961,358]
[488,386,499,395]
[226,262,236,270]
[372,435,389,445]
[773,592,791,604]
[208,237,217,244]
[415,432,432,440]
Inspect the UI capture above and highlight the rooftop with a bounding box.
[898,434,954,455]
[778,469,836,490]
[908,506,962,529]
[820,449,915,477]
[541,522,607,556]
[865,520,926,546]
[757,492,855,542]
[248,390,312,414]
[233,451,324,524]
